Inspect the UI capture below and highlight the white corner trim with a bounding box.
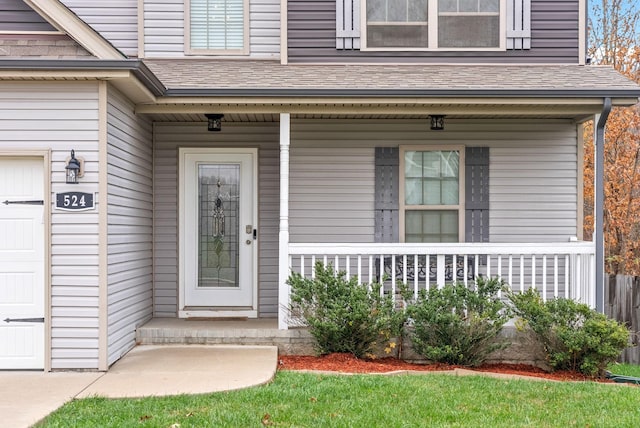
[23,0,124,60]
[280,0,288,64]
[98,81,109,371]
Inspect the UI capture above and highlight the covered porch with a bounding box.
[133,61,640,332]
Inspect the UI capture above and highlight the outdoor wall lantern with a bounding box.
[65,150,81,184]
[430,115,445,131]
[206,114,224,132]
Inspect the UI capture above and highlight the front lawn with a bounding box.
[39,371,639,427]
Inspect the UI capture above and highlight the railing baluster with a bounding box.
[380,254,385,297]
[531,255,536,291]
[346,255,350,279]
[391,255,397,299]
[496,255,502,297]
[542,255,547,302]
[414,254,419,299]
[486,254,491,279]
[575,254,581,301]
[368,255,373,286]
[357,255,362,284]
[474,254,479,285]
[437,254,445,288]
[402,255,408,286]
[425,255,430,290]
[463,255,469,286]
[300,255,305,278]
[554,254,559,298]
[564,254,570,299]
[508,255,513,290]
[334,255,339,276]
[520,254,524,292]
[453,254,458,284]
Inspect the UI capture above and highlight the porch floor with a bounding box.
[136,318,314,355]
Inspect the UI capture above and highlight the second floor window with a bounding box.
[365,0,503,50]
[187,0,248,54]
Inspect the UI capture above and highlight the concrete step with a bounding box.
[136,318,314,355]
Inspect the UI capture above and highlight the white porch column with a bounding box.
[278,113,291,329]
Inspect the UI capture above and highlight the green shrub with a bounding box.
[287,262,405,358]
[407,277,511,366]
[508,288,631,377]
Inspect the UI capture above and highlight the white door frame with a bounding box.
[0,151,50,371]
[178,147,258,318]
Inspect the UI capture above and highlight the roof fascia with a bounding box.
[0,59,165,97]
[23,0,124,59]
[163,88,640,102]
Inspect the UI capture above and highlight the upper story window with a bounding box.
[364,0,505,51]
[186,0,249,55]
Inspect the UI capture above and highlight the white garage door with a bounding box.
[0,158,45,369]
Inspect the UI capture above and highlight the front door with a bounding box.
[179,148,257,317]
[0,157,45,369]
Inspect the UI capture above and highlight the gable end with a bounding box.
[0,0,57,32]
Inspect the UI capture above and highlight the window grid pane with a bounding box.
[405,210,459,243]
[404,150,459,206]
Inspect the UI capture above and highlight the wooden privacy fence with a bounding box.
[606,275,640,364]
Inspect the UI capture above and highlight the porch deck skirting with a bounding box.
[281,242,596,328]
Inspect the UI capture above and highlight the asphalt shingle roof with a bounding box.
[143,60,640,96]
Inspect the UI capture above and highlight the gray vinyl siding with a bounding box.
[288,0,580,63]
[289,119,579,244]
[153,122,280,317]
[0,0,57,31]
[0,81,100,370]
[106,86,153,366]
[490,139,579,243]
[289,147,375,242]
[60,1,138,56]
[143,0,280,58]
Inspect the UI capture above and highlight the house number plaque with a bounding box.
[56,192,95,211]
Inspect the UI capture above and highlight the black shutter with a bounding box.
[374,147,399,243]
[465,147,490,243]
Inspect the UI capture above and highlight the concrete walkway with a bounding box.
[1,345,278,428]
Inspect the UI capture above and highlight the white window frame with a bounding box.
[399,145,465,243]
[361,0,506,51]
[185,0,250,55]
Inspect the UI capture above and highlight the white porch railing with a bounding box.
[281,242,595,326]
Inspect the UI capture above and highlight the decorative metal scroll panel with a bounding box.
[198,164,240,288]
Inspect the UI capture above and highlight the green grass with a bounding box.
[39,371,640,428]
[608,362,640,377]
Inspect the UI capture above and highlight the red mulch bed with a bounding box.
[278,353,602,382]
